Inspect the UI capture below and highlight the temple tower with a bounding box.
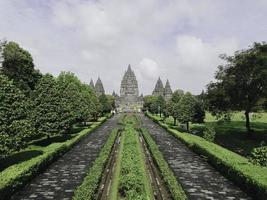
[94,77,105,96]
[164,79,172,100]
[89,79,94,89]
[152,77,164,96]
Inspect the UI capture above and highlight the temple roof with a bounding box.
[95,77,105,96]
[152,77,164,96]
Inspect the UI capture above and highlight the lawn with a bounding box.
[162,112,267,156]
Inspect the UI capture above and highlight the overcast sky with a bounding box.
[1,0,267,95]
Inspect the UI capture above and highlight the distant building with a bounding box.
[89,79,94,89]
[115,64,143,112]
[152,77,173,100]
[94,77,105,96]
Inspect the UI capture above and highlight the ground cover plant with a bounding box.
[147,112,267,199]
[140,128,187,200]
[118,115,153,200]
[72,128,119,200]
[0,116,109,200]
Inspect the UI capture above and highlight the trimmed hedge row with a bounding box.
[72,128,118,200]
[146,112,267,200]
[119,125,151,199]
[141,128,187,200]
[0,115,110,200]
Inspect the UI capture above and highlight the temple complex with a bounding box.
[115,64,143,112]
[152,77,173,100]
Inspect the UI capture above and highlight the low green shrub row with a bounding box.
[72,128,118,200]
[0,116,109,200]
[119,124,151,200]
[141,128,187,200]
[146,112,267,200]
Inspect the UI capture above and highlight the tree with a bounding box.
[143,95,158,113]
[32,74,73,138]
[162,100,173,122]
[176,92,197,131]
[1,41,41,93]
[0,74,33,157]
[99,94,112,114]
[192,100,205,123]
[207,42,267,136]
[169,90,184,125]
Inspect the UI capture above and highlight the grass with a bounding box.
[118,115,153,200]
[162,111,267,156]
[110,131,124,200]
[0,116,110,200]
[147,112,267,200]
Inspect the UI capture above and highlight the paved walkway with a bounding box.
[141,115,251,200]
[11,115,120,200]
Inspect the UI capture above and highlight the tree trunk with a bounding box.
[245,111,252,137]
[186,122,189,131]
[174,118,176,126]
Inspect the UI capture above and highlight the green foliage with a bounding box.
[141,128,187,200]
[0,74,34,158]
[1,41,41,93]
[249,146,267,167]
[73,128,118,200]
[31,74,73,137]
[0,117,108,200]
[147,112,267,200]
[118,117,150,200]
[207,42,267,134]
[203,126,216,142]
[99,94,114,114]
[143,95,158,113]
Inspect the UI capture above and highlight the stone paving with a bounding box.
[11,115,120,200]
[141,115,251,200]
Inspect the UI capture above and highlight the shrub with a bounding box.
[249,146,267,167]
[203,126,216,142]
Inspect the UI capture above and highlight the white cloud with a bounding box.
[0,0,266,95]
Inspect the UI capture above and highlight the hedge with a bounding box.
[72,128,118,200]
[141,128,187,200]
[146,112,267,200]
[0,115,110,200]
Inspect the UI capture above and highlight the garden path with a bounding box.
[141,115,251,200]
[10,115,120,200]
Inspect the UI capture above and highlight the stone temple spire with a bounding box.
[164,79,172,100]
[95,77,105,96]
[152,77,164,96]
[120,64,139,97]
[89,79,94,89]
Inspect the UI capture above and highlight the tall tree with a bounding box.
[32,74,73,138]
[207,42,267,136]
[1,42,41,93]
[176,92,197,131]
[0,74,33,157]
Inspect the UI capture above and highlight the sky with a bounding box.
[0,0,267,95]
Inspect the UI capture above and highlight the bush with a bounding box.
[146,112,267,200]
[119,121,149,199]
[73,128,118,200]
[249,146,267,167]
[141,128,187,200]
[203,126,216,142]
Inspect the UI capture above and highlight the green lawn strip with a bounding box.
[135,130,154,199]
[72,128,118,200]
[118,118,153,200]
[110,131,124,200]
[140,128,187,200]
[0,116,109,200]
[146,112,267,200]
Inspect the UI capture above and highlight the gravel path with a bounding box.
[141,115,251,200]
[11,115,120,200]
